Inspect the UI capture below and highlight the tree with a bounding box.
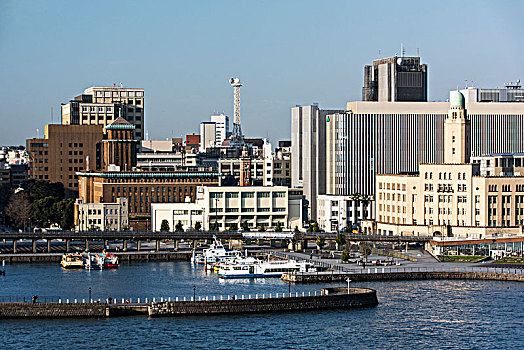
[5,191,33,231]
[274,222,283,232]
[341,248,350,262]
[360,194,373,220]
[209,223,218,231]
[316,235,325,250]
[55,198,75,230]
[350,192,362,227]
[194,222,202,231]
[160,219,170,232]
[175,220,184,232]
[33,196,59,227]
[0,183,12,213]
[258,224,266,232]
[294,226,300,233]
[241,221,249,232]
[335,233,346,251]
[29,180,64,201]
[227,223,238,231]
[359,242,372,263]
[307,221,320,233]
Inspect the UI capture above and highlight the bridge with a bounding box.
[0,230,431,255]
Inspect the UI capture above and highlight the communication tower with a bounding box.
[229,77,244,146]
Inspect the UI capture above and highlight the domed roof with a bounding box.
[450,90,465,108]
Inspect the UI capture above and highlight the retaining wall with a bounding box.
[148,288,377,317]
[0,251,191,264]
[0,302,108,318]
[282,271,524,284]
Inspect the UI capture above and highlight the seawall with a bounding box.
[0,302,107,318]
[148,288,378,317]
[282,271,524,284]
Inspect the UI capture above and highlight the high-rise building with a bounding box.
[26,124,103,194]
[362,55,428,102]
[367,91,524,240]
[61,85,145,140]
[210,113,229,145]
[199,121,217,152]
[291,105,344,220]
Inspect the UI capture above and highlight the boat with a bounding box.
[83,252,119,270]
[103,253,119,269]
[191,236,243,264]
[60,253,84,269]
[218,259,317,279]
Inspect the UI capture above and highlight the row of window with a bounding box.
[94,91,143,98]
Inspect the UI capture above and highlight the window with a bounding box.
[210,192,223,198]
[257,192,270,198]
[241,192,254,198]
[272,192,286,198]
[226,192,239,198]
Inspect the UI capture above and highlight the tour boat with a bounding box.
[83,252,119,270]
[60,253,84,269]
[218,260,317,279]
[191,237,243,264]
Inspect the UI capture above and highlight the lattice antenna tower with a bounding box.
[229,77,244,146]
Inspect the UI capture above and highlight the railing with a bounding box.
[0,296,61,303]
[291,265,524,276]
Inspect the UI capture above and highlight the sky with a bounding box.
[1,0,523,145]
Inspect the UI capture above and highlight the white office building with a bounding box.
[151,186,305,231]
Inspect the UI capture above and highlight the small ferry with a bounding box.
[103,253,119,269]
[60,253,84,269]
[191,236,243,264]
[83,252,119,270]
[218,260,317,279]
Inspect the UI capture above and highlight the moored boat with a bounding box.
[191,236,243,264]
[60,253,84,269]
[218,259,317,279]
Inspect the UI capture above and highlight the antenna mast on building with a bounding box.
[229,77,244,146]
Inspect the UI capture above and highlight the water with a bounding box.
[1,262,523,349]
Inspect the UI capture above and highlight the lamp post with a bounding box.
[89,287,92,302]
[193,285,196,300]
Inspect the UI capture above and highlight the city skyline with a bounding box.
[1,0,523,145]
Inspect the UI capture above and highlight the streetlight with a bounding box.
[193,285,196,300]
[89,287,92,302]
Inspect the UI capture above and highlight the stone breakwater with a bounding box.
[148,288,378,317]
[282,271,524,284]
[0,302,107,318]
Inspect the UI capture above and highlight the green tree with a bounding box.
[316,235,325,250]
[194,221,202,231]
[258,224,266,232]
[160,219,170,232]
[29,180,64,201]
[241,221,249,232]
[335,233,346,250]
[55,198,75,230]
[209,223,218,231]
[294,226,300,233]
[359,242,372,263]
[33,196,58,227]
[307,222,320,233]
[341,248,350,262]
[175,220,184,232]
[227,223,238,231]
[274,222,283,232]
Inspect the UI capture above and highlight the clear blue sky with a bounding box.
[1,0,523,145]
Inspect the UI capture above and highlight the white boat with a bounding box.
[191,236,243,264]
[218,259,317,278]
[60,253,84,269]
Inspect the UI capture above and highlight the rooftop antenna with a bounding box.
[417,47,419,57]
[113,74,116,87]
[36,128,39,138]
[120,82,123,88]
[378,49,381,58]
[401,43,405,57]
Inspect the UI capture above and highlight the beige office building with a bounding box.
[365,91,524,239]
[62,86,145,140]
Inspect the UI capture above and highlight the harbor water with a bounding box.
[0,261,523,349]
